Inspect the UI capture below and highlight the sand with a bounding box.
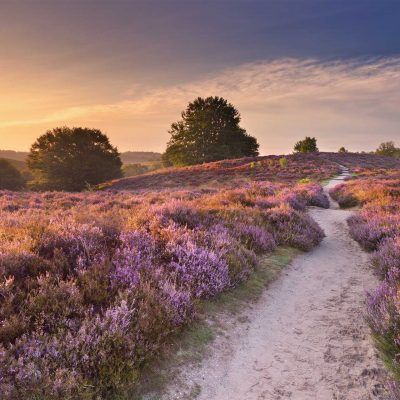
[162,170,387,400]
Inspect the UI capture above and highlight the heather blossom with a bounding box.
[0,180,328,398]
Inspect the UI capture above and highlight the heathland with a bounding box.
[1,152,400,399]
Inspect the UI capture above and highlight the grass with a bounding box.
[132,246,299,400]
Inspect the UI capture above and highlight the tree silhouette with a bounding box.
[28,127,122,191]
[294,137,318,153]
[163,97,259,166]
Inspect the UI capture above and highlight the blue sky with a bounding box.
[1,0,400,153]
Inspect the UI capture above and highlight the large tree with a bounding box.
[27,127,122,191]
[0,159,25,190]
[294,137,319,153]
[163,96,259,166]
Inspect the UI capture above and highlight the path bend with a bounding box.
[163,171,387,400]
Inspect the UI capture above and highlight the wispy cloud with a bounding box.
[1,57,400,152]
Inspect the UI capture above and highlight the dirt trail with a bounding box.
[162,170,387,400]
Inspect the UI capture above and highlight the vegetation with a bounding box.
[27,127,123,191]
[120,151,161,164]
[338,146,348,153]
[279,157,288,168]
[330,169,400,395]
[0,163,332,398]
[163,96,259,166]
[294,136,318,153]
[0,158,25,190]
[376,141,400,158]
[103,153,342,191]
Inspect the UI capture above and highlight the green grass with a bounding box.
[132,246,299,400]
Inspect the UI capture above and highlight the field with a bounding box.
[1,152,400,398]
[102,152,400,191]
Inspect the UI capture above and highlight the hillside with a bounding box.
[0,149,161,165]
[0,157,27,172]
[120,151,161,164]
[101,152,400,191]
[0,150,29,161]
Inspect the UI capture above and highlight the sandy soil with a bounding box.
[161,170,388,400]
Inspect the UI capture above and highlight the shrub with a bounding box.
[0,180,327,397]
[0,159,25,190]
[341,170,400,392]
[279,157,288,168]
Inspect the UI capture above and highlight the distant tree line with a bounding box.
[1,94,399,192]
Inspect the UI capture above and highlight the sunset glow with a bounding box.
[1,1,399,153]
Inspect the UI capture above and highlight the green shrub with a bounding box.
[0,159,25,190]
[279,157,288,168]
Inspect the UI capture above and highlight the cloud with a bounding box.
[1,56,400,152]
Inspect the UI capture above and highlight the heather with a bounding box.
[331,171,400,396]
[102,153,341,191]
[0,181,327,398]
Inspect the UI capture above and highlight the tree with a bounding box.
[163,96,259,166]
[338,147,348,153]
[27,127,123,191]
[294,137,318,153]
[0,159,25,190]
[376,141,400,157]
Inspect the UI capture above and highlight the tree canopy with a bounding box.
[163,96,259,166]
[338,146,348,153]
[0,159,25,190]
[294,137,318,153]
[27,127,122,191]
[376,141,400,158]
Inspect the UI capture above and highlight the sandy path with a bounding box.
[163,171,387,400]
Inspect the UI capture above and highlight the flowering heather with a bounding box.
[333,170,400,395]
[103,153,341,191]
[0,181,327,398]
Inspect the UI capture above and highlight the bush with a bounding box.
[0,159,25,190]
[0,181,327,397]
[279,157,288,167]
[340,170,400,392]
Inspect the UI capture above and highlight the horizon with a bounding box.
[1,1,400,153]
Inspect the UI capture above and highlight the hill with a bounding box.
[0,150,29,161]
[0,149,162,165]
[120,151,161,164]
[101,152,400,192]
[0,157,27,172]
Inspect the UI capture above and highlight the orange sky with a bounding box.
[1,1,400,154]
[2,57,400,154]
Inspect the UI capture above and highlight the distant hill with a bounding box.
[0,150,29,161]
[101,152,400,192]
[120,151,162,164]
[1,158,27,172]
[0,149,162,165]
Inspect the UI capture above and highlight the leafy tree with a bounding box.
[376,141,400,157]
[338,147,348,153]
[27,127,122,191]
[163,96,259,166]
[0,159,25,190]
[294,137,318,153]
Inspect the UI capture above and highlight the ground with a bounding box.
[148,169,388,400]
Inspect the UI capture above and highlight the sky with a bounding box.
[0,0,400,154]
